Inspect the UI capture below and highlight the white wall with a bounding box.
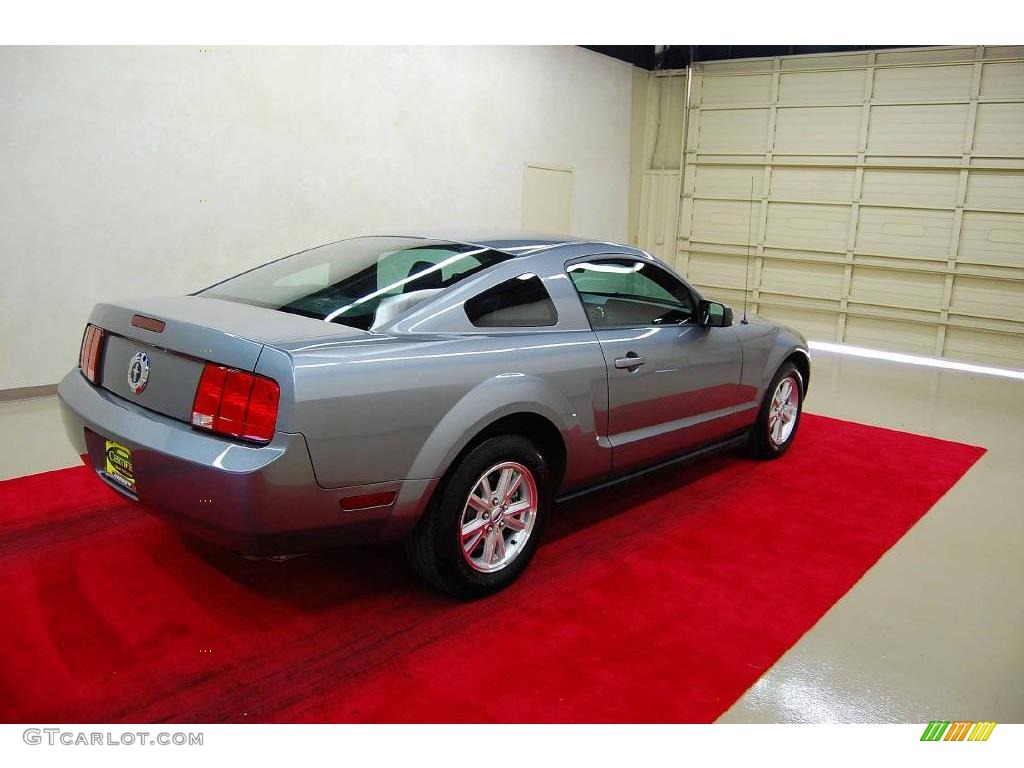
[0,46,632,389]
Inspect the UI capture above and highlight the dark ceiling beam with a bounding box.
[582,45,921,70]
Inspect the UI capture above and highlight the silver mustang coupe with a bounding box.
[60,231,809,597]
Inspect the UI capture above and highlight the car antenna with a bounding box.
[742,175,754,325]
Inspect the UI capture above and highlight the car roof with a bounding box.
[365,230,659,265]
[371,228,586,254]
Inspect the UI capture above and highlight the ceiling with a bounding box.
[583,45,919,70]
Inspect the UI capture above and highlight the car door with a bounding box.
[566,256,744,474]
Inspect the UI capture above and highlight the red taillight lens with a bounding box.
[190,364,228,430]
[243,376,281,442]
[190,363,280,443]
[79,324,106,384]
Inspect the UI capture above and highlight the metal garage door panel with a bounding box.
[700,74,772,106]
[944,327,1024,367]
[973,103,1024,156]
[771,167,856,203]
[760,259,844,300]
[861,168,960,208]
[951,276,1024,322]
[778,69,865,103]
[849,266,945,311]
[781,53,870,70]
[873,65,974,101]
[775,107,862,154]
[690,199,761,244]
[979,62,1024,97]
[693,165,765,198]
[867,104,970,155]
[875,47,977,65]
[845,316,938,354]
[983,46,1024,61]
[958,212,1024,267]
[686,251,747,291]
[855,207,954,260]
[965,171,1024,212]
[644,47,1024,369]
[699,286,747,309]
[766,202,850,252]
[762,307,839,339]
[697,109,770,153]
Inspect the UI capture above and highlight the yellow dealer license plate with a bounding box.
[104,439,137,494]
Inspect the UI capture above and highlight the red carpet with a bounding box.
[0,414,983,723]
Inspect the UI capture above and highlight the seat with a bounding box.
[370,288,442,331]
[404,260,443,292]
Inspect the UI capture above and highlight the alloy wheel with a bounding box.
[768,375,800,446]
[459,461,538,573]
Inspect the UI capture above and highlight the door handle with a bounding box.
[614,353,646,370]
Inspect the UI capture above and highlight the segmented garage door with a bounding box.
[637,46,1024,369]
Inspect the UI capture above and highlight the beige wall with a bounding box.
[0,46,632,389]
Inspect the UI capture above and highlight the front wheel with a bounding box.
[405,435,551,599]
[748,362,804,459]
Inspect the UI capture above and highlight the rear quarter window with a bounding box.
[464,274,558,328]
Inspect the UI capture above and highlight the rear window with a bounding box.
[464,274,558,328]
[198,237,511,331]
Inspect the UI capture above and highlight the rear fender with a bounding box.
[406,374,577,484]
[377,374,579,539]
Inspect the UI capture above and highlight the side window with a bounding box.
[464,274,558,328]
[567,258,695,329]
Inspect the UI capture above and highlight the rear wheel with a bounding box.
[748,362,804,459]
[405,435,551,599]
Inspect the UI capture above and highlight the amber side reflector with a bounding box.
[132,314,166,333]
[79,324,106,384]
[340,491,397,512]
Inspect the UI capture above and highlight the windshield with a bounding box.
[198,237,512,330]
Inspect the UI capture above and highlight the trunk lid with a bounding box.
[91,295,368,423]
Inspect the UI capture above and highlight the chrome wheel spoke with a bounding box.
[506,499,531,517]
[463,529,484,554]
[494,467,514,502]
[504,515,527,532]
[504,472,524,502]
[479,474,493,502]
[461,516,486,539]
[467,493,489,514]
[481,530,498,564]
[492,531,506,561]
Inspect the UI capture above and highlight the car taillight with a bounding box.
[79,324,106,384]
[190,363,280,443]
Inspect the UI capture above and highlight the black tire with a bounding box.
[748,361,804,459]
[405,434,552,599]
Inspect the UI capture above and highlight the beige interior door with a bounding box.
[636,46,1024,370]
[522,164,574,234]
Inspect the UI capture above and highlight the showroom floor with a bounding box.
[1,349,1021,723]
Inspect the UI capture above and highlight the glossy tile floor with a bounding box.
[721,351,1024,723]
[1,350,1021,722]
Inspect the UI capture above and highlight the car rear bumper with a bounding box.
[58,370,432,554]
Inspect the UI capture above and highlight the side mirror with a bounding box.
[698,300,733,328]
